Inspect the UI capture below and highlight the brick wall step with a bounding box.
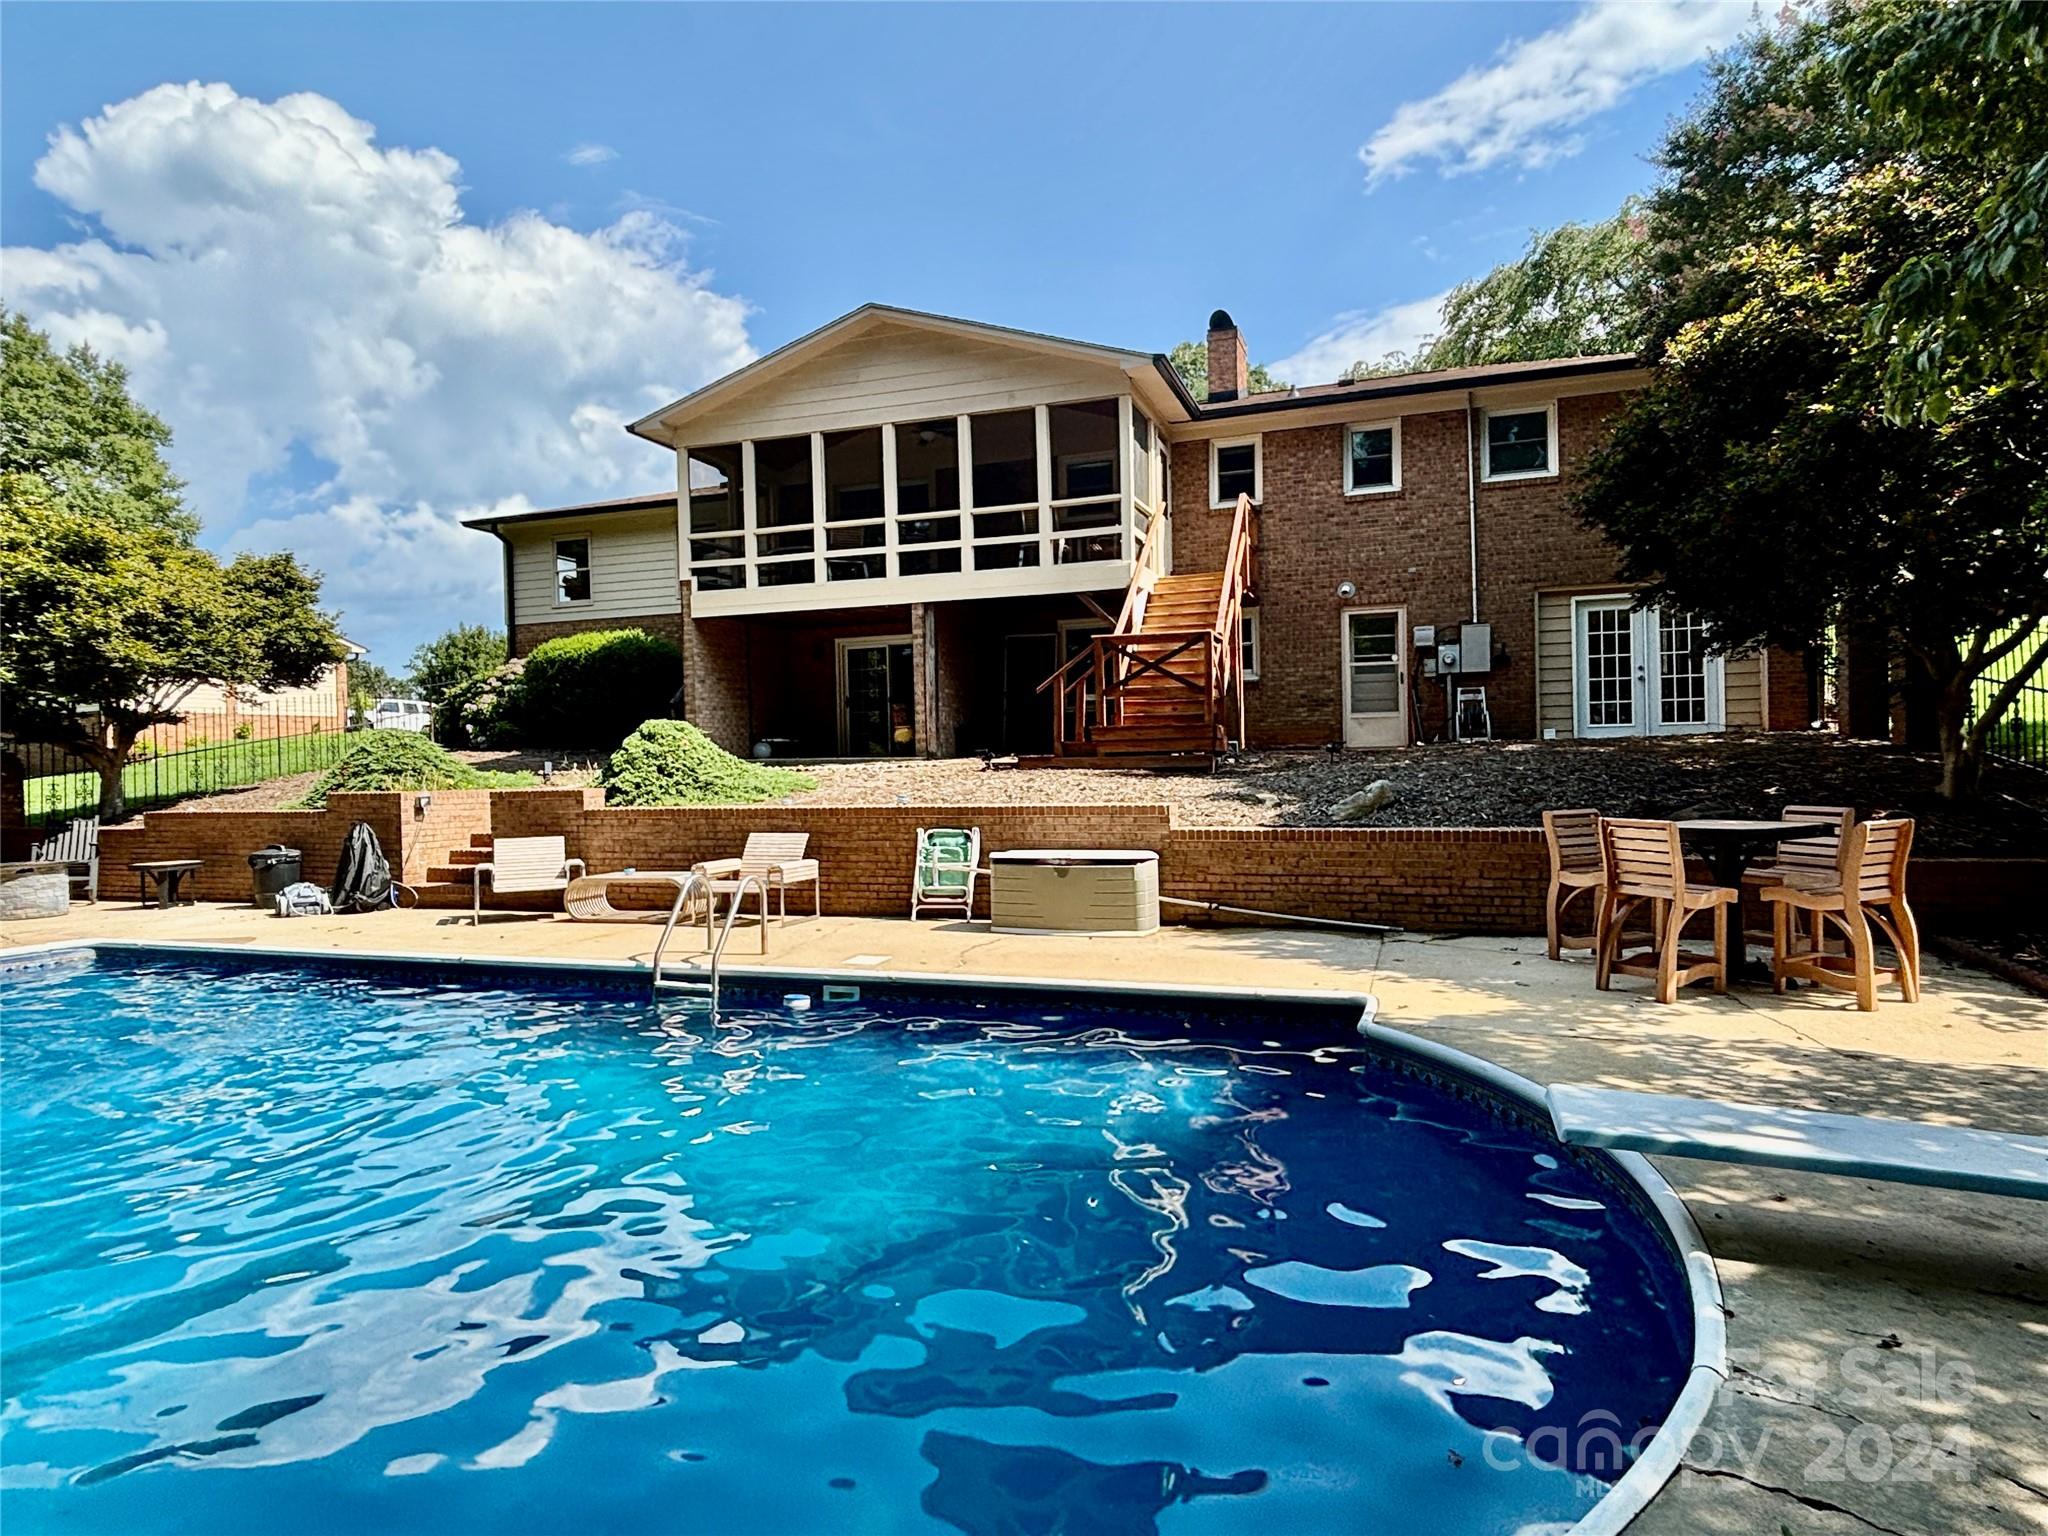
[470,833,496,850]
[445,847,488,866]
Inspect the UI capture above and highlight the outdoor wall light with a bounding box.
[1336,580,1357,599]
[415,792,433,816]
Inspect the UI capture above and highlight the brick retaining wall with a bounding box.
[90,789,2039,936]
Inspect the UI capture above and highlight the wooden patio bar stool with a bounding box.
[1595,818,1738,1003]
[1763,818,1921,1010]
[1541,809,1607,961]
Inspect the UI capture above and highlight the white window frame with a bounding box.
[1240,609,1262,681]
[834,633,916,756]
[1480,402,1559,484]
[1343,419,1402,496]
[1209,434,1262,509]
[552,533,593,607]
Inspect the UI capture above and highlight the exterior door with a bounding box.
[1342,608,1408,748]
[1001,633,1057,755]
[1573,597,1722,737]
[838,637,915,756]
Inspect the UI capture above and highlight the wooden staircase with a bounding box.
[1038,494,1257,768]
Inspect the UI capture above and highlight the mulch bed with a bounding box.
[154,732,2047,858]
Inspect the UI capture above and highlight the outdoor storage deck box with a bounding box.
[989,849,1160,935]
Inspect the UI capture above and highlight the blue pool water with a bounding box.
[0,950,1692,1534]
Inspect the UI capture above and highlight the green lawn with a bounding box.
[1973,622,2048,768]
[25,729,357,824]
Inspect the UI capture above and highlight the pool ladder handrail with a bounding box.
[650,870,768,1018]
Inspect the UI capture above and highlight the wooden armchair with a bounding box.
[30,815,99,903]
[695,832,821,929]
[1541,809,1606,960]
[1763,818,1920,1010]
[1596,818,1738,1003]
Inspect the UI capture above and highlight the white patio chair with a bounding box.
[693,832,821,934]
[472,835,585,924]
[31,815,99,903]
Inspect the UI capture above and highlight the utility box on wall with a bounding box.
[1457,623,1493,673]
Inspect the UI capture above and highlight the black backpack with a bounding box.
[330,820,395,913]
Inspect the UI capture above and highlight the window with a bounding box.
[1345,421,1400,494]
[553,537,590,604]
[1241,610,1261,681]
[1482,404,1557,481]
[1210,436,1260,507]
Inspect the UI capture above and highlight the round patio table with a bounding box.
[1672,819,1833,979]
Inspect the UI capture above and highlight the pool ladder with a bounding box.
[649,871,767,1017]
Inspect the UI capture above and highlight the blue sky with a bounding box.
[2,1,1758,668]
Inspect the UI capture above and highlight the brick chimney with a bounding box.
[1205,309,1249,402]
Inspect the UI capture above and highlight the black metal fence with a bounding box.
[13,706,359,827]
[1974,624,2048,771]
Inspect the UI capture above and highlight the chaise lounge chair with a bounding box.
[472,835,585,924]
[911,827,981,920]
[30,816,99,904]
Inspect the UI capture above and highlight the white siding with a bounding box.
[677,322,1132,444]
[1535,589,1762,736]
[508,512,680,628]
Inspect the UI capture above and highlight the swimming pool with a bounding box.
[1,945,1709,1534]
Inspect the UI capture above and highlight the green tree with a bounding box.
[345,658,405,721]
[1166,341,1288,401]
[1,309,196,538]
[1578,15,2048,802]
[407,623,507,704]
[1842,0,2048,422]
[0,491,347,817]
[1351,205,1651,381]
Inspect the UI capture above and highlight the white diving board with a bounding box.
[1546,1085,2048,1202]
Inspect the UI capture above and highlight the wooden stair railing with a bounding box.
[1036,494,1257,765]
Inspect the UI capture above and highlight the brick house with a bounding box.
[468,304,1808,761]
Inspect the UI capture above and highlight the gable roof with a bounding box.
[627,303,1155,444]
[463,490,675,531]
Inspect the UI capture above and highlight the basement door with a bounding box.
[837,636,916,756]
[1342,608,1408,749]
[1572,596,1723,738]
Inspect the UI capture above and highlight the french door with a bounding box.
[1573,596,1722,737]
[1342,608,1408,748]
[837,637,916,755]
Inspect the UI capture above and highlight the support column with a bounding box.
[910,601,936,757]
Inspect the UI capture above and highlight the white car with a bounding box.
[368,697,433,734]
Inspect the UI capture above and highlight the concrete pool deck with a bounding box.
[6,900,2044,1535]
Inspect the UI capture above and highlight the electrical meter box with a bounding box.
[1458,623,1494,673]
[1436,642,1462,673]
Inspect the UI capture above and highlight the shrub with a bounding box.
[296,731,532,807]
[599,719,814,807]
[513,628,682,748]
[437,658,525,748]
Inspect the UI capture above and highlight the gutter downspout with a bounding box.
[1464,390,1480,623]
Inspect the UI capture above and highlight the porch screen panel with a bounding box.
[970,408,1039,569]
[687,445,745,590]
[894,419,962,576]
[1048,398,1121,565]
[823,427,886,582]
[753,435,816,586]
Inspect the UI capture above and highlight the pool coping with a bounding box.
[3,936,1727,1533]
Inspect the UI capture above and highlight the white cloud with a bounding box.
[1360,0,1756,186]
[1270,291,1451,387]
[565,143,618,167]
[2,83,752,659]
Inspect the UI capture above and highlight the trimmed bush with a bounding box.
[513,628,681,748]
[296,731,532,807]
[438,658,525,748]
[600,719,814,807]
